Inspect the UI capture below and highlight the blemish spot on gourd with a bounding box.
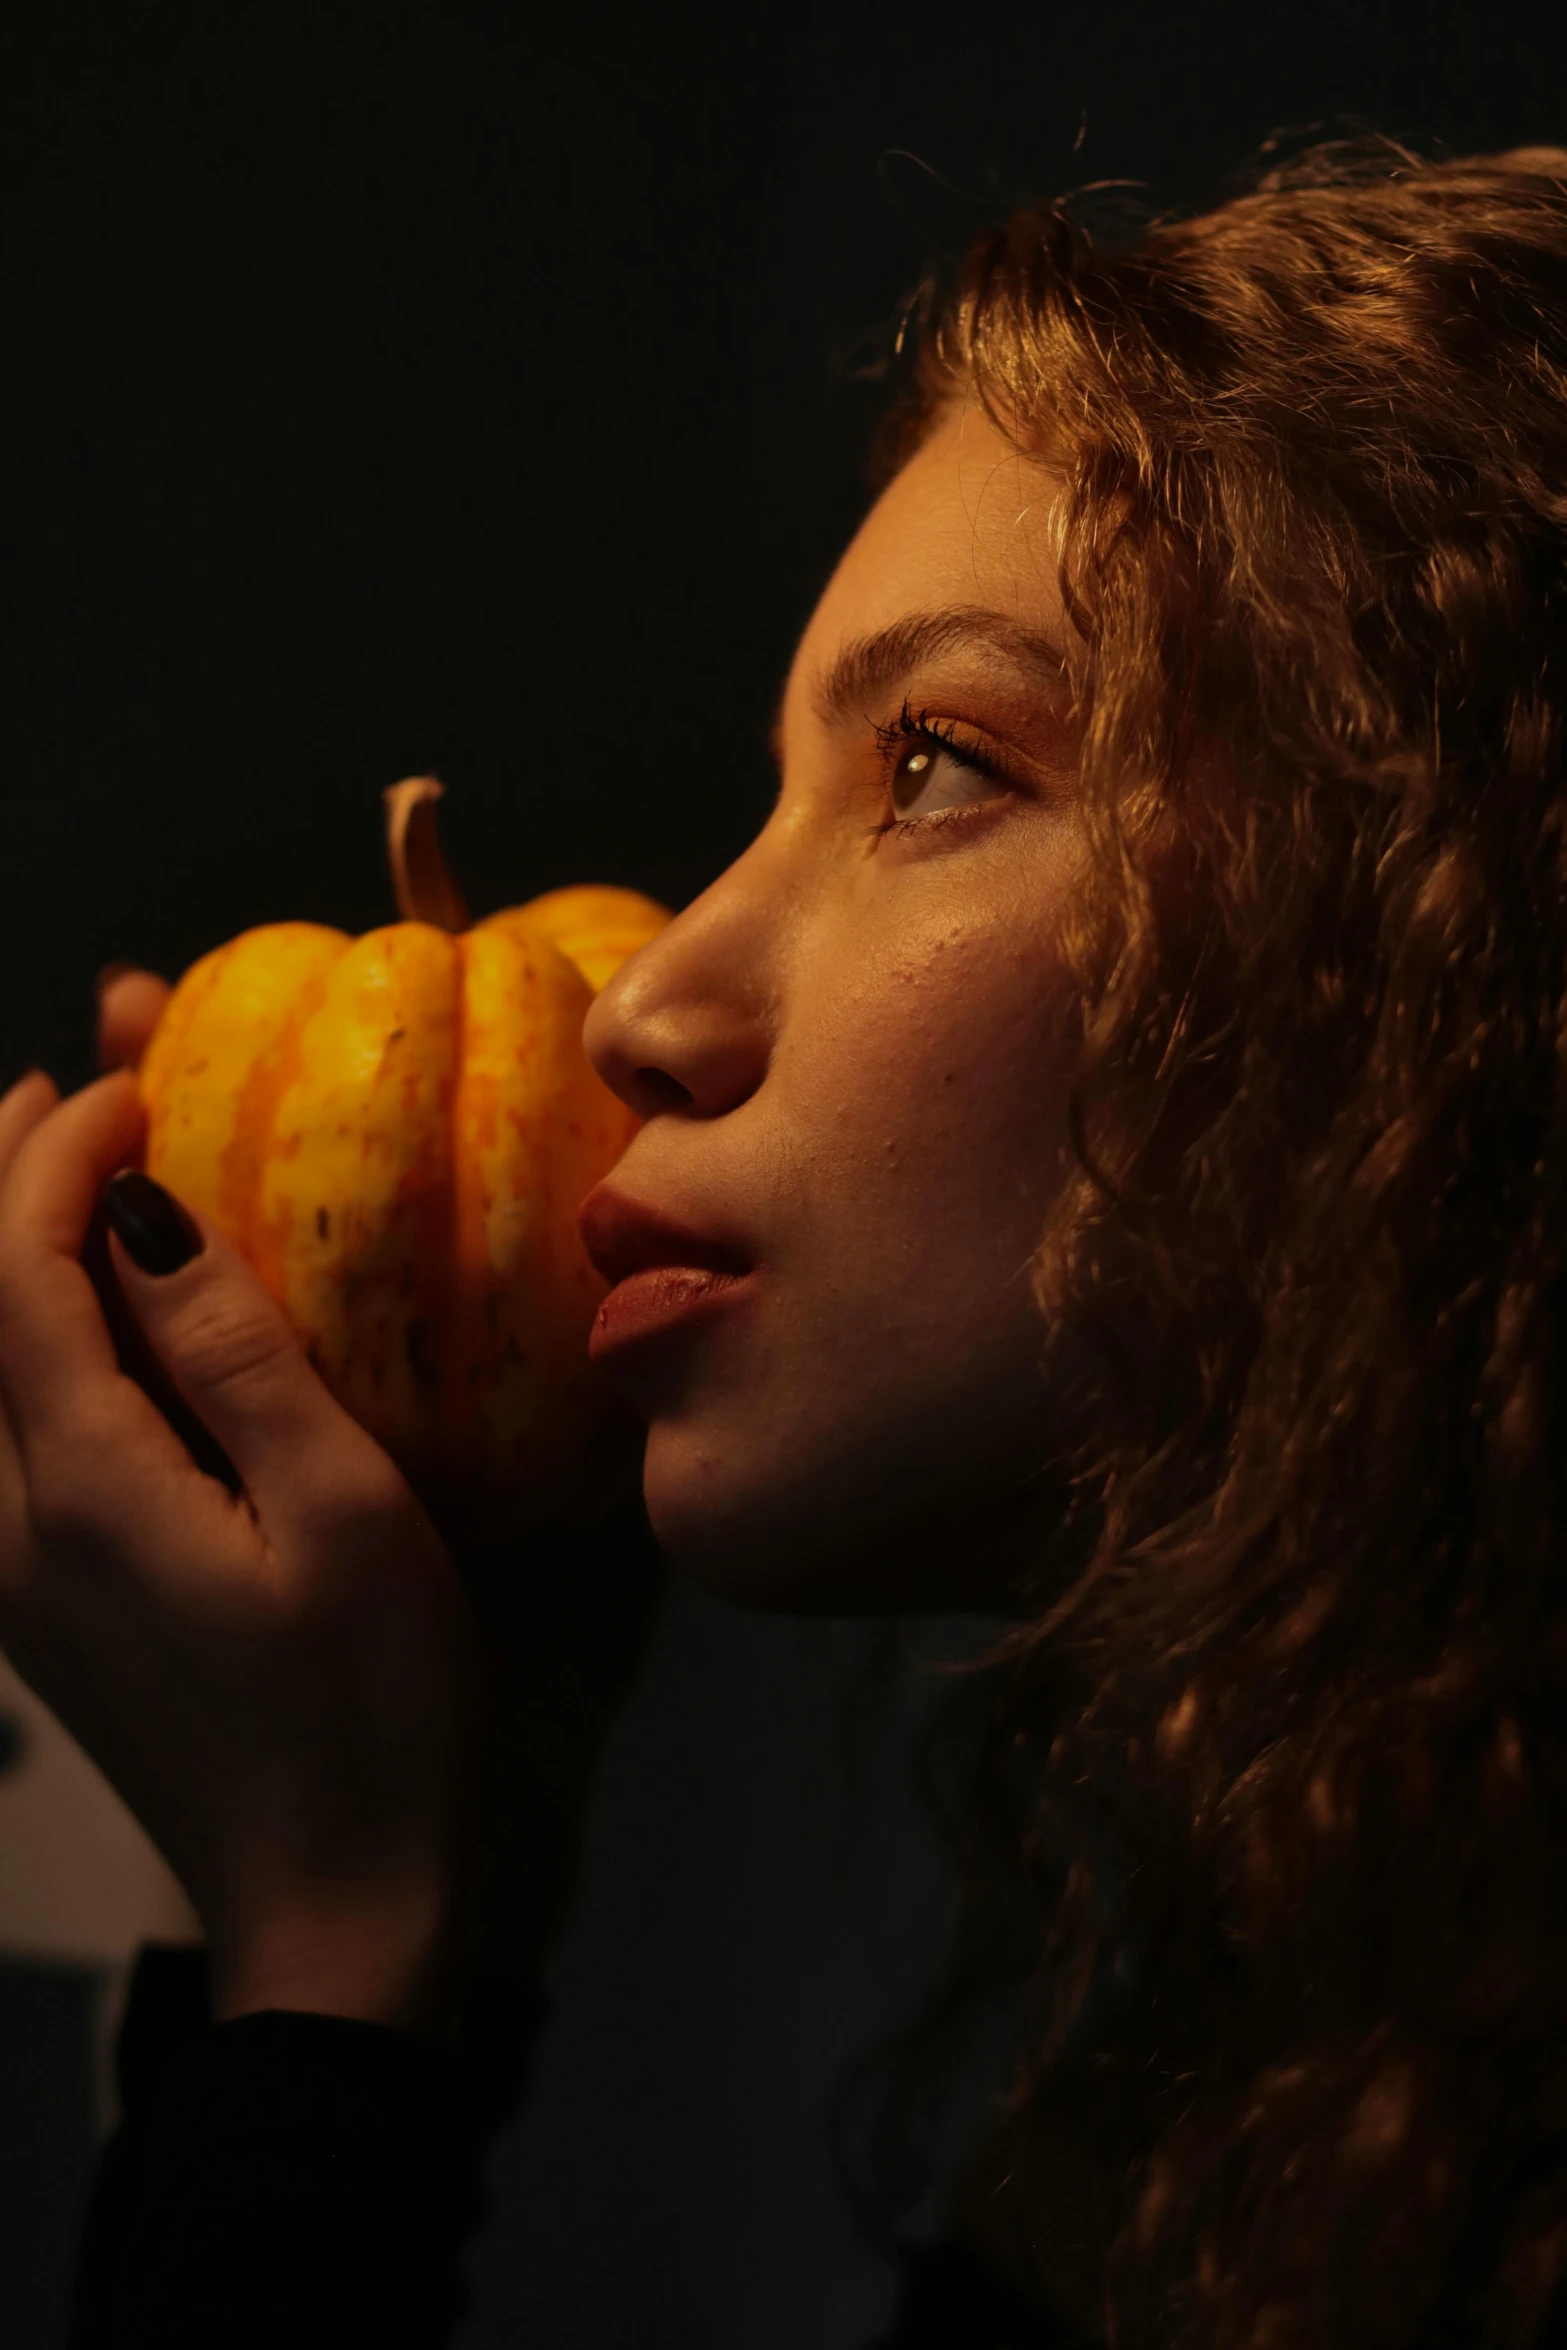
[316,1207,331,1240]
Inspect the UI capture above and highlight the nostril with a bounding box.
[635,1068,693,1113]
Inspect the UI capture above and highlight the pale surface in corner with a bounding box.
[0,1649,197,1963]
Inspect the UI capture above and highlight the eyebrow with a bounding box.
[769,605,1070,767]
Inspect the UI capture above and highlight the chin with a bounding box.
[640,1425,1064,1618]
[640,1460,860,1610]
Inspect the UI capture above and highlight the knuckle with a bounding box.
[345,1449,414,1517]
[173,1294,298,1399]
[308,1454,415,1548]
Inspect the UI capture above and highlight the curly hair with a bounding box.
[895,140,1567,2348]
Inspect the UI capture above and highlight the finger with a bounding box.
[0,1074,147,1446]
[0,1075,220,1592]
[104,1181,395,1530]
[0,1071,61,1191]
[96,967,171,1074]
[0,1076,220,1569]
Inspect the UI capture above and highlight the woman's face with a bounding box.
[581,400,1092,1611]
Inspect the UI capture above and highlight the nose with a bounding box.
[582,856,776,1123]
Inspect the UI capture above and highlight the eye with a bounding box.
[890,738,996,820]
[873,704,1010,832]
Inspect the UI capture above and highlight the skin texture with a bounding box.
[584,399,1090,1608]
[0,399,1091,2050]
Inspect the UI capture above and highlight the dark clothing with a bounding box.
[68,1944,1077,2349]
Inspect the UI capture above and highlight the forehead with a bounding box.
[785,400,1069,716]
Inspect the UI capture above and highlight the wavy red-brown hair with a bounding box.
[880,140,1567,2348]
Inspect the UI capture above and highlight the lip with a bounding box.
[588,1262,755,1360]
[578,1182,756,1363]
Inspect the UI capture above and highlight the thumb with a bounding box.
[104,1170,382,1523]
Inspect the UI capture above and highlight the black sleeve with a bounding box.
[67,1942,543,2350]
[73,1948,1080,2350]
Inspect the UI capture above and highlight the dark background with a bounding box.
[9,0,1567,1089]
[4,4,1567,2344]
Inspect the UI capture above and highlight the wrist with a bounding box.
[211,1867,459,2035]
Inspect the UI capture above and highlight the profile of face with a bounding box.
[581,402,1094,1613]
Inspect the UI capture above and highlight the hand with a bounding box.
[0,969,667,2023]
[0,1041,479,2030]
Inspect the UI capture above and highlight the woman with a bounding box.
[3,135,1567,2348]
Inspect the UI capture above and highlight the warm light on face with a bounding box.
[582,404,1092,1611]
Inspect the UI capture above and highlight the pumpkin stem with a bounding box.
[384,777,471,932]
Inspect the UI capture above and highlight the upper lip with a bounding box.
[577,1182,753,1290]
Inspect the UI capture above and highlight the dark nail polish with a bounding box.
[0,1712,24,1778]
[105,1169,205,1276]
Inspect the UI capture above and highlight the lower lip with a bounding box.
[589,1265,754,1360]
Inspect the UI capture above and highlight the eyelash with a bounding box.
[866,702,1009,840]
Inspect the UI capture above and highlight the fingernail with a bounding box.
[105,1169,205,1275]
[1,1065,47,1095]
[95,961,139,999]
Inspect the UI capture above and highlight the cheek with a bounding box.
[641,923,1080,1590]
[792,923,1076,1253]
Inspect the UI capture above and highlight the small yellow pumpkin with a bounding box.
[139,779,669,1530]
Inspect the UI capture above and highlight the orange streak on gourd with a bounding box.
[140,923,348,1277]
[259,923,463,1479]
[451,923,639,1505]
